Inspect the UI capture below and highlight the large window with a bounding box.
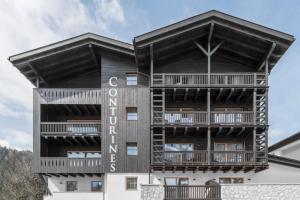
[213,143,244,163]
[219,177,244,184]
[126,74,138,86]
[67,151,101,158]
[126,177,138,190]
[127,143,138,155]
[91,181,103,192]
[164,177,189,186]
[127,107,138,121]
[66,181,78,192]
[165,144,193,151]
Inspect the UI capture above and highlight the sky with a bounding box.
[0,0,299,150]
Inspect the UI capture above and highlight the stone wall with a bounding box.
[141,184,164,200]
[221,184,300,200]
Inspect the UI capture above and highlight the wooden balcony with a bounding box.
[154,151,263,165]
[165,111,208,125]
[38,157,103,174]
[163,111,254,126]
[153,73,266,87]
[35,88,101,104]
[40,121,101,136]
[164,185,221,200]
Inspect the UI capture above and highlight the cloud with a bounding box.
[0,139,10,148]
[0,128,32,150]
[0,0,126,150]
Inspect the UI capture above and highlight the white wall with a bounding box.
[104,173,150,200]
[270,140,300,160]
[151,162,300,185]
[44,193,103,200]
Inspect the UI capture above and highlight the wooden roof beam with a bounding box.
[89,44,101,70]
[194,88,200,101]
[184,88,189,101]
[226,127,234,136]
[258,42,276,71]
[226,88,234,102]
[208,23,214,43]
[216,88,223,101]
[236,88,246,102]
[27,62,48,87]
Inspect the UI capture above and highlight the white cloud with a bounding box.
[0,0,126,150]
[0,139,10,148]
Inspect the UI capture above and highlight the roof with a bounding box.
[8,33,134,87]
[133,10,295,71]
[268,154,300,168]
[8,10,295,87]
[269,132,300,152]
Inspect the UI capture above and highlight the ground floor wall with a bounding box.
[44,162,300,200]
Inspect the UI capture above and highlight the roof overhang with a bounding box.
[133,10,295,72]
[8,33,134,87]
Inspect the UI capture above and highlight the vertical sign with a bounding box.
[108,77,118,172]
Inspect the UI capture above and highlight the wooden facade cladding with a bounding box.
[35,88,101,104]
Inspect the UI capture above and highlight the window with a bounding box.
[164,177,189,186]
[126,177,138,190]
[126,74,137,85]
[67,151,101,158]
[127,143,138,155]
[127,107,138,120]
[91,181,103,192]
[219,177,244,184]
[213,143,244,163]
[66,181,78,192]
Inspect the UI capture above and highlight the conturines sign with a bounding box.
[108,77,118,172]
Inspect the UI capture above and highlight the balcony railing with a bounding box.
[35,88,101,104]
[38,157,102,173]
[154,151,260,165]
[163,111,254,125]
[210,111,253,125]
[40,121,101,135]
[164,185,221,200]
[165,111,208,125]
[153,73,266,87]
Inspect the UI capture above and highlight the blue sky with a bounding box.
[0,0,299,150]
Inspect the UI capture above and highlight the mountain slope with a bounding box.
[0,146,46,200]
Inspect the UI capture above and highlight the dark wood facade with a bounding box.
[8,10,294,176]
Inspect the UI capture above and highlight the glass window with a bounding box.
[219,177,244,184]
[67,152,85,158]
[126,177,138,190]
[164,144,193,151]
[127,107,138,120]
[127,74,137,85]
[164,178,189,186]
[66,181,78,192]
[127,143,138,155]
[91,181,103,192]
[86,152,102,158]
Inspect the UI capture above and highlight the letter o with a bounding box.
[109,88,118,97]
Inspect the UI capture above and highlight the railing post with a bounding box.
[207,127,211,165]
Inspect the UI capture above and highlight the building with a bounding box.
[269,132,300,160]
[8,10,300,200]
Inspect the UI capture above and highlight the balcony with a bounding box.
[163,111,254,126]
[154,151,265,166]
[38,157,103,174]
[40,121,101,136]
[153,73,266,87]
[164,185,221,200]
[35,88,101,104]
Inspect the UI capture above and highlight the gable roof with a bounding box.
[268,154,300,168]
[269,132,300,152]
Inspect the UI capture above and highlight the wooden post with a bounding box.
[207,127,211,165]
[150,44,154,87]
[253,128,256,162]
[36,77,40,88]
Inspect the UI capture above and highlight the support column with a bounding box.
[207,127,211,165]
[253,88,257,162]
[253,128,256,162]
[150,44,153,87]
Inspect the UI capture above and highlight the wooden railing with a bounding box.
[153,73,266,87]
[165,111,208,125]
[211,151,254,164]
[40,121,101,135]
[163,111,254,125]
[164,185,221,200]
[38,157,102,173]
[35,88,101,104]
[210,111,253,125]
[154,151,258,165]
[164,151,208,164]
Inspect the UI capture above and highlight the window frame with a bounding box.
[66,181,78,192]
[219,177,244,184]
[126,177,138,190]
[127,142,138,156]
[91,181,103,192]
[126,73,138,86]
[126,107,138,121]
